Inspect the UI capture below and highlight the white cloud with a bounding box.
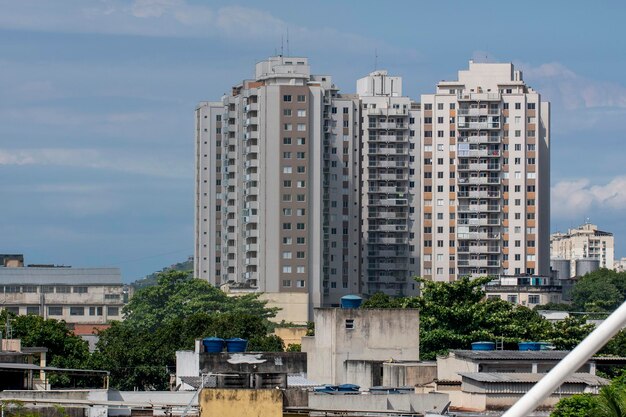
[0,148,190,179]
[520,62,626,110]
[552,176,626,219]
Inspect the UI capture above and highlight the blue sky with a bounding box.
[1,0,625,282]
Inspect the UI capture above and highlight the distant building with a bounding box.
[615,257,626,273]
[551,223,615,276]
[0,255,128,324]
[484,274,562,307]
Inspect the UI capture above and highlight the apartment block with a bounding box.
[551,222,615,276]
[358,71,421,296]
[420,61,550,281]
[194,57,362,321]
[0,256,127,324]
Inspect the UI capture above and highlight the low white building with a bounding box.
[0,255,128,324]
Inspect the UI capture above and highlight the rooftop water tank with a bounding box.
[575,258,600,277]
[519,341,542,351]
[341,295,363,309]
[551,258,571,280]
[225,338,248,353]
[202,337,224,353]
[471,341,496,351]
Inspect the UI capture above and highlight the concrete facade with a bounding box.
[0,262,127,324]
[551,222,615,276]
[303,308,420,388]
[420,61,550,281]
[199,388,283,417]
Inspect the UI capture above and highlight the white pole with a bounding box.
[503,300,626,417]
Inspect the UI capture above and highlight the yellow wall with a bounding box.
[199,389,283,417]
[273,327,307,347]
[260,292,309,325]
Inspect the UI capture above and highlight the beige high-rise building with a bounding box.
[194,57,361,322]
[420,61,550,281]
[551,223,615,275]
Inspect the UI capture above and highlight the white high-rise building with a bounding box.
[420,61,550,281]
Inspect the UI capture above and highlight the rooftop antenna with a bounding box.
[280,35,284,57]
[374,48,378,71]
[286,28,290,57]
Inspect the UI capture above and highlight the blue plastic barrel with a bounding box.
[225,338,248,352]
[471,341,496,351]
[203,337,224,353]
[519,341,541,351]
[337,383,360,392]
[340,295,363,309]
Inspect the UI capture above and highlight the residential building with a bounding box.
[616,257,626,273]
[551,222,615,276]
[358,70,421,297]
[420,61,550,281]
[0,256,127,324]
[484,274,562,307]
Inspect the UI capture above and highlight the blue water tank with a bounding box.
[202,337,224,353]
[471,341,496,351]
[225,338,248,352]
[341,295,363,309]
[519,341,541,351]
[337,383,360,392]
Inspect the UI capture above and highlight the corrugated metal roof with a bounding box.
[451,350,569,361]
[459,372,609,385]
[0,267,122,285]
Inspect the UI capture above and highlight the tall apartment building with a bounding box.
[358,71,421,296]
[551,222,615,275]
[194,57,361,322]
[420,61,550,281]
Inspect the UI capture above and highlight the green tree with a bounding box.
[364,276,554,360]
[545,315,595,350]
[0,311,91,386]
[551,393,597,417]
[92,270,280,389]
[362,292,407,308]
[572,269,626,312]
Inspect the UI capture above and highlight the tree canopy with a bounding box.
[92,270,282,390]
[572,269,626,312]
[363,276,598,360]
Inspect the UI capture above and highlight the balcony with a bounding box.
[458,163,501,171]
[457,92,501,101]
[369,224,408,232]
[457,122,501,130]
[458,232,501,240]
[458,218,501,226]
[458,135,500,144]
[459,149,501,158]
[458,204,501,213]
[369,160,408,168]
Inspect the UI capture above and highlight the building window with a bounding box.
[23,286,37,293]
[282,266,292,273]
[70,307,85,316]
[56,286,71,293]
[297,95,306,102]
[48,306,63,316]
[107,307,119,316]
[283,95,292,102]
[73,286,88,294]
[297,124,306,131]
[283,109,292,116]
[26,306,39,315]
[528,295,540,304]
[283,137,292,145]
[345,319,355,329]
[507,295,518,303]
[297,109,306,117]
[296,280,306,287]
[282,280,292,287]
[42,286,54,294]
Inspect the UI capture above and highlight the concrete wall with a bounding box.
[199,352,306,375]
[308,392,449,414]
[175,350,199,390]
[259,292,309,325]
[436,354,479,382]
[306,308,419,387]
[382,362,437,387]
[273,327,307,347]
[199,389,282,417]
